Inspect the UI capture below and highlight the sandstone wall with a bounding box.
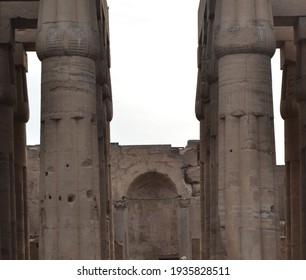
[111,140,200,259]
[26,140,201,259]
[27,145,40,259]
[26,141,284,259]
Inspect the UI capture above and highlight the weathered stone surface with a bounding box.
[0,39,17,260]
[184,166,200,185]
[35,0,112,260]
[14,43,30,259]
[27,141,201,259]
[0,0,301,261]
[197,0,285,260]
[111,142,200,259]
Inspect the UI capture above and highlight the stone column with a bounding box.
[96,2,114,259]
[196,2,216,260]
[196,19,209,260]
[36,0,101,259]
[0,20,17,260]
[96,17,109,261]
[295,17,306,259]
[214,0,279,259]
[279,40,299,259]
[113,200,128,259]
[13,43,30,259]
[197,1,226,260]
[205,3,224,260]
[178,199,191,259]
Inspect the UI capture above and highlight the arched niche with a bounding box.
[126,172,179,259]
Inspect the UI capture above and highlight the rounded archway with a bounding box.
[126,172,179,259]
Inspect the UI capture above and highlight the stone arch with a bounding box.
[127,171,178,199]
[126,172,179,259]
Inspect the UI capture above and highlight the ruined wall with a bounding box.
[110,141,200,200]
[26,141,285,260]
[27,140,201,259]
[111,140,201,259]
[27,146,40,259]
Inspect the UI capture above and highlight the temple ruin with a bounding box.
[0,0,305,259]
[196,0,306,259]
[27,141,203,260]
[1,0,112,259]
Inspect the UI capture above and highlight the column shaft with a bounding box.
[215,0,278,259]
[96,6,114,259]
[0,42,17,260]
[36,0,102,259]
[280,61,299,259]
[14,43,30,259]
[295,18,306,259]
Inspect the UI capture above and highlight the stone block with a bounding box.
[182,142,199,167]
[185,166,200,184]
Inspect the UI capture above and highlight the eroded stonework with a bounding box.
[0,0,301,260]
[111,141,201,259]
[27,141,202,259]
[27,141,285,260]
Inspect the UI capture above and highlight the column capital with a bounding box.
[36,0,99,60]
[113,200,128,210]
[214,1,275,58]
[178,198,191,208]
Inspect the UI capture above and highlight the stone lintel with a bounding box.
[275,26,294,48]
[11,18,37,30]
[272,0,306,26]
[15,29,36,51]
[0,2,38,44]
[274,16,300,27]
[0,2,39,21]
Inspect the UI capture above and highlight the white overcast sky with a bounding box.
[25,0,284,164]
